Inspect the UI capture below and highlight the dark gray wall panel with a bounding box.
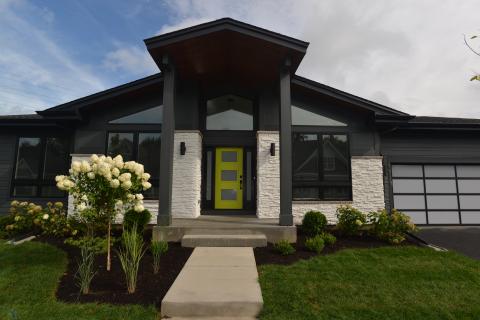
[0,134,16,215]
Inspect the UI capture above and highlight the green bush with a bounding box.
[123,209,151,234]
[302,211,328,236]
[305,235,325,254]
[65,236,111,254]
[274,240,295,255]
[151,240,168,274]
[0,215,15,239]
[336,206,366,236]
[320,232,336,246]
[368,209,418,244]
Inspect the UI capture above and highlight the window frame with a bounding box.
[105,130,161,200]
[291,129,352,201]
[10,135,70,199]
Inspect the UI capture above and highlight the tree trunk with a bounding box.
[107,220,111,271]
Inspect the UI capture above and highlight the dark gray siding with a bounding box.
[0,134,16,215]
[381,131,480,210]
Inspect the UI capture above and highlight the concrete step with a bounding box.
[161,247,263,318]
[181,234,267,247]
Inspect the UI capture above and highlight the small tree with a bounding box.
[56,154,152,271]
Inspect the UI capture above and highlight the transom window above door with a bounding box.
[206,94,254,130]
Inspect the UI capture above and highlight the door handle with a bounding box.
[239,175,243,190]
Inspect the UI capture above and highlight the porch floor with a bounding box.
[152,215,297,243]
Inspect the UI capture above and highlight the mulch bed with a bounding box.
[36,236,193,308]
[254,231,421,266]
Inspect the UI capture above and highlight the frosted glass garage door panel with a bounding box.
[425,180,457,193]
[393,195,425,209]
[424,165,455,178]
[403,211,427,224]
[392,179,424,193]
[457,165,480,178]
[428,211,460,224]
[392,165,423,177]
[459,196,480,210]
[461,212,480,224]
[426,195,458,210]
[458,180,480,193]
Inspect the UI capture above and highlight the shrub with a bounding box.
[336,206,366,236]
[368,209,418,244]
[117,224,146,293]
[65,236,111,254]
[151,240,168,274]
[123,209,151,234]
[0,215,15,239]
[305,235,325,254]
[274,240,295,255]
[302,211,328,236]
[75,244,96,294]
[320,232,337,246]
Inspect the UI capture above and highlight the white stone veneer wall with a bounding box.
[292,156,385,224]
[256,131,280,218]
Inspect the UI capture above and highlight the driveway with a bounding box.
[417,227,480,260]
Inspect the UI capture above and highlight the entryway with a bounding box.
[215,147,244,209]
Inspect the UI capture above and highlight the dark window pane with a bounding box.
[457,165,480,178]
[15,137,42,179]
[425,179,457,193]
[246,151,252,202]
[392,165,423,177]
[323,135,349,181]
[222,151,237,162]
[109,106,163,124]
[291,105,347,126]
[138,133,161,178]
[323,186,351,200]
[107,133,134,161]
[221,170,237,181]
[206,95,253,130]
[424,165,455,177]
[41,185,65,197]
[43,137,69,180]
[221,189,237,200]
[393,179,424,194]
[13,186,37,197]
[293,187,319,199]
[293,133,318,181]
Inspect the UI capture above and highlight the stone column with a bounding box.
[256,131,280,218]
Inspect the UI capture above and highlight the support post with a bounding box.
[157,55,175,226]
[279,59,293,226]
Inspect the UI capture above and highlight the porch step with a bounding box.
[161,247,263,318]
[182,233,267,247]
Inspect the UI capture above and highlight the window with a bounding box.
[391,164,480,225]
[206,95,254,130]
[107,132,160,199]
[12,137,70,198]
[291,105,347,126]
[292,133,351,200]
[109,106,163,124]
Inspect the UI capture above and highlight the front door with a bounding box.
[215,147,243,209]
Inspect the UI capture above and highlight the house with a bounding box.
[1,18,479,238]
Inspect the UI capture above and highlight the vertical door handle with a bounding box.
[239,175,243,190]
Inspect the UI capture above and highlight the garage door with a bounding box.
[391,164,480,225]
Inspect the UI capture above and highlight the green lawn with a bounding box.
[259,246,480,320]
[0,241,157,320]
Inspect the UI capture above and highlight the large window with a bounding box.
[107,132,160,199]
[206,94,254,130]
[292,133,351,200]
[392,164,480,225]
[12,136,70,198]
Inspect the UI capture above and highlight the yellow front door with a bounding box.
[215,147,243,209]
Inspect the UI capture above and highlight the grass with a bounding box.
[259,246,480,320]
[0,241,157,320]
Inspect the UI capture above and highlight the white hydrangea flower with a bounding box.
[80,161,91,172]
[134,204,145,212]
[111,167,120,177]
[90,154,99,162]
[141,173,151,181]
[77,203,87,211]
[55,175,65,182]
[121,180,132,189]
[110,179,120,188]
[127,193,135,200]
[135,194,144,200]
[142,181,152,190]
[87,172,95,179]
[72,161,81,173]
[42,213,49,220]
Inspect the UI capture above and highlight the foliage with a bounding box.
[305,235,325,254]
[124,209,151,234]
[3,201,78,238]
[301,211,328,236]
[336,206,366,236]
[368,209,418,244]
[319,232,337,246]
[274,240,295,255]
[0,215,15,239]
[75,245,96,295]
[56,154,152,271]
[151,240,168,274]
[116,225,146,294]
[64,236,111,254]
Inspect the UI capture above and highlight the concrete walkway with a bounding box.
[161,247,263,318]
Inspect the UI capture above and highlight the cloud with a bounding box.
[0,0,107,115]
[103,45,158,76]
[160,0,480,118]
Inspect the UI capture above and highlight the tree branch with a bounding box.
[464,34,480,57]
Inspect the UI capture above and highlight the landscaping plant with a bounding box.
[75,244,96,295]
[319,232,337,246]
[56,154,152,271]
[151,240,168,274]
[65,236,111,254]
[305,235,325,254]
[117,224,146,293]
[336,206,366,236]
[274,240,296,255]
[124,209,152,234]
[301,210,328,236]
[368,209,418,244]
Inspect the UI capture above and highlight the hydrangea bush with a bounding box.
[56,154,152,271]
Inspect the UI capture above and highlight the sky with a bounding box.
[0,0,479,117]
